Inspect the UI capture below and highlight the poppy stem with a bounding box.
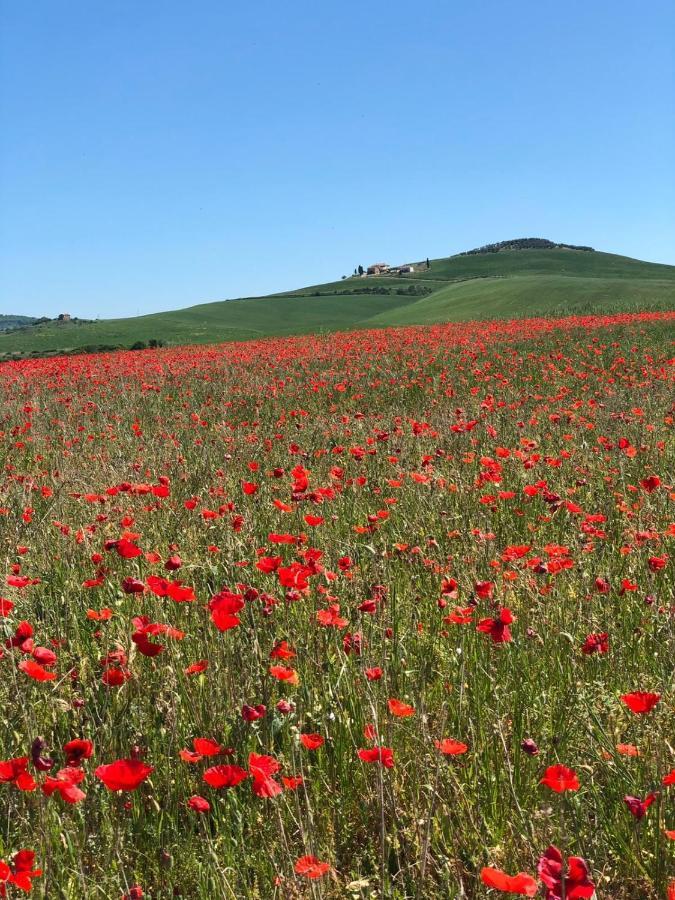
[559,799,567,900]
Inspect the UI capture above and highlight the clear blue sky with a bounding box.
[1,0,673,319]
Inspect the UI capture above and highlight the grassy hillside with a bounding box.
[2,248,674,358]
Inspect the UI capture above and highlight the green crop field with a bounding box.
[2,248,674,359]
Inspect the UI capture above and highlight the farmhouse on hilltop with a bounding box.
[367,262,390,275]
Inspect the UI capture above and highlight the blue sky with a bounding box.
[1,0,673,319]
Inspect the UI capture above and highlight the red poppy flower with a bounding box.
[364,666,383,680]
[95,758,153,792]
[192,738,222,757]
[282,775,303,789]
[477,608,514,643]
[248,752,282,797]
[241,704,266,721]
[251,774,283,798]
[248,753,279,778]
[64,739,93,767]
[101,665,131,687]
[663,768,675,786]
[0,757,36,791]
[537,845,595,899]
[122,885,144,900]
[0,849,42,894]
[388,698,415,717]
[624,792,657,819]
[294,855,331,879]
[581,632,608,655]
[131,631,163,657]
[300,733,324,750]
[42,767,86,804]
[187,795,210,813]
[184,659,209,675]
[179,750,202,764]
[435,739,468,756]
[640,475,661,492]
[480,866,538,896]
[620,691,660,714]
[616,744,639,757]
[540,764,579,793]
[474,580,495,599]
[208,589,244,632]
[444,606,474,625]
[304,514,324,526]
[270,640,295,660]
[316,605,348,628]
[0,598,14,617]
[269,665,299,685]
[357,746,394,768]
[86,608,113,621]
[18,659,56,681]
[202,765,248,789]
[115,537,142,559]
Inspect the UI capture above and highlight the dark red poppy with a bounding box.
[624,792,657,819]
[537,845,595,899]
[63,739,93,767]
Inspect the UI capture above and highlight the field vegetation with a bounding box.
[0,311,673,898]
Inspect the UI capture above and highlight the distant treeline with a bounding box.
[305,284,433,298]
[1,338,166,362]
[5,316,94,334]
[460,238,595,255]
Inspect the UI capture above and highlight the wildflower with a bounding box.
[537,845,595,899]
[540,764,579,793]
[480,866,538,895]
[95,758,153,792]
[620,692,660,714]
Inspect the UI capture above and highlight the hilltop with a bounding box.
[459,237,595,254]
[1,242,674,359]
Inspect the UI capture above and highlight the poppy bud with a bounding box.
[521,738,539,755]
[122,577,145,594]
[31,736,54,771]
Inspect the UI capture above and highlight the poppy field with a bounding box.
[0,311,673,899]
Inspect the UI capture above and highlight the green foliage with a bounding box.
[0,248,673,359]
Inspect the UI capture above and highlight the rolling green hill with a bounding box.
[2,246,674,359]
